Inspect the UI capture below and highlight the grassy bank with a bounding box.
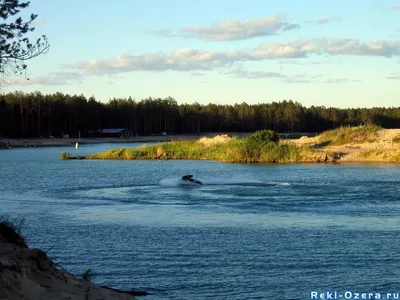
[83,130,336,163]
[315,125,382,146]
[62,126,400,163]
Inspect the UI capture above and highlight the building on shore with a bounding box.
[86,128,132,138]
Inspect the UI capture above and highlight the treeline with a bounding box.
[0,91,399,138]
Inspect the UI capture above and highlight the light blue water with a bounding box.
[1,144,400,300]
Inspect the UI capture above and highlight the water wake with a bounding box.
[158,177,265,187]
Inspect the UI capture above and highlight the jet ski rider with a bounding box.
[182,174,193,181]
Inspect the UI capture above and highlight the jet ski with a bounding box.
[181,174,203,185]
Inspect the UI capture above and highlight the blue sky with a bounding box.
[3,0,400,108]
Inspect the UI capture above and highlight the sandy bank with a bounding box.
[290,128,400,163]
[0,221,143,300]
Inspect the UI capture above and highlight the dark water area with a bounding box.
[1,143,400,299]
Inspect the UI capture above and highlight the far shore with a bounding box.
[60,127,400,163]
[1,132,314,149]
[1,134,227,149]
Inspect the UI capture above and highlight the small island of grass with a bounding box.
[61,126,400,163]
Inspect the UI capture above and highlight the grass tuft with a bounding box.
[392,134,400,144]
[317,125,381,146]
[82,268,93,282]
[0,215,27,247]
[60,152,69,160]
[360,150,400,162]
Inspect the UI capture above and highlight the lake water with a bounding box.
[1,143,400,300]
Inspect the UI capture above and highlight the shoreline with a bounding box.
[62,128,400,164]
[3,129,399,164]
[0,132,315,149]
[0,135,201,148]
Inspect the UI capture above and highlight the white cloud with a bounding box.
[284,73,323,83]
[305,17,340,25]
[70,38,400,75]
[317,39,400,56]
[9,72,84,86]
[73,50,247,74]
[227,69,359,84]
[227,69,287,79]
[386,72,400,79]
[278,59,338,66]
[390,4,400,9]
[251,39,320,58]
[32,19,46,27]
[190,72,206,77]
[323,78,361,83]
[151,16,300,41]
[148,28,172,37]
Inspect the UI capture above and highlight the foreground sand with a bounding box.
[0,230,140,300]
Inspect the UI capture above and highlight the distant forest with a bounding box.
[0,91,399,138]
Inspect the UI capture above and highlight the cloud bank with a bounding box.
[227,69,359,83]
[70,38,400,75]
[9,72,84,86]
[150,16,300,41]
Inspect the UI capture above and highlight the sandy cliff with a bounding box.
[0,222,139,300]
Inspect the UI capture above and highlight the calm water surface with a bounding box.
[1,143,400,300]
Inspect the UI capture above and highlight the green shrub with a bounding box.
[241,130,280,161]
[247,129,279,145]
[60,152,69,160]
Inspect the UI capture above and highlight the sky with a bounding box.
[2,0,400,108]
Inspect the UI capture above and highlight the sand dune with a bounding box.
[292,128,400,162]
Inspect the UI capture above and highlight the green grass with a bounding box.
[87,136,325,163]
[78,127,400,164]
[360,150,400,163]
[60,152,69,160]
[317,125,381,146]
